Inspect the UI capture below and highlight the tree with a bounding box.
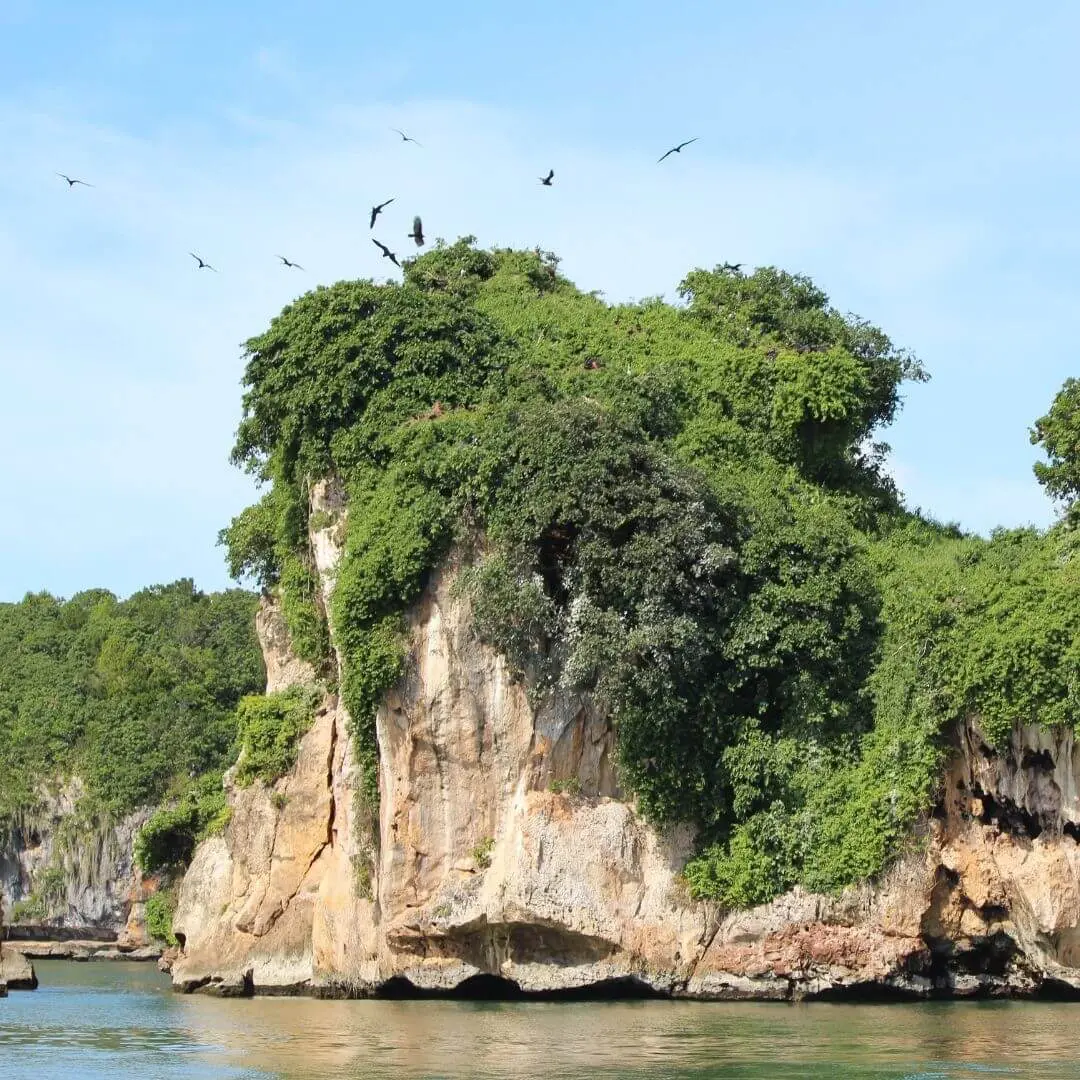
[1031,378,1080,524]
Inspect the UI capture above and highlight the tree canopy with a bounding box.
[1032,376,1080,524]
[0,580,263,821]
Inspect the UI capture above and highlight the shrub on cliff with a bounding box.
[144,891,177,945]
[234,685,322,786]
[135,773,232,875]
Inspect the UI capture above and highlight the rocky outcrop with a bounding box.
[168,483,1080,1000]
[0,900,37,991]
[0,785,154,945]
[13,939,160,962]
[0,947,37,990]
[172,566,704,997]
[687,716,1080,1001]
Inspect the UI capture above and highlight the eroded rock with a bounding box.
[0,947,37,990]
[169,505,1080,1000]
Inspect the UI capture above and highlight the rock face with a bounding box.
[688,716,1080,1001]
[0,785,154,944]
[169,483,1080,1000]
[172,570,704,996]
[0,899,37,991]
[0,946,37,991]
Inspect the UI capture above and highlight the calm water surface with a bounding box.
[1,961,1079,1079]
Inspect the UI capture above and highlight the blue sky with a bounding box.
[0,0,1075,600]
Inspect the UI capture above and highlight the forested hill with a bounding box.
[0,581,263,823]
[221,239,1080,907]
[2,241,1077,916]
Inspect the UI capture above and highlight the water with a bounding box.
[2,962,1079,1079]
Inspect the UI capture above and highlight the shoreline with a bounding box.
[8,940,163,963]
[12,950,1080,1003]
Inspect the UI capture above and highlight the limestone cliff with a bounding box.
[0,787,154,945]
[169,484,1080,1000]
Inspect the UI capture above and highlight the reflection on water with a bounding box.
[1,961,1078,1079]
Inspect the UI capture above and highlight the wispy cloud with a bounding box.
[0,86,1057,598]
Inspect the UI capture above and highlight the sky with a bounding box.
[0,0,1076,601]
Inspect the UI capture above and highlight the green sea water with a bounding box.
[1,961,1078,1078]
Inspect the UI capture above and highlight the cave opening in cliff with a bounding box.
[923,929,1020,996]
[375,974,663,1001]
[1021,748,1055,772]
[972,788,1044,839]
[1033,977,1080,1001]
[806,982,929,1003]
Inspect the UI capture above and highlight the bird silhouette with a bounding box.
[57,173,92,187]
[657,138,698,163]
[369,198,395,229]
[408,216,425,247]
[372,238,400,267]
[539,169,554,186]
[392,128,422,146]
[189,252,217,271]
[722,262,743,273]
[277,255,303,269]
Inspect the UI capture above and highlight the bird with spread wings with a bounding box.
[657,138,698,163]
[369,198,395,229]
[372,238,401,267]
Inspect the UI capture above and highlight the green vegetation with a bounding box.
[134,773,232,876]
[0,580,263,827]
[217,239,1077,909]
[1032,377,1080,524]
[548,777,581,796]
[234,685,321,786]
[472,836,495,869]
[10,896,47,923]
[351,851,373,900]
[144,891,178,945]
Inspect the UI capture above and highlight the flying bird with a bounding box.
[189,252,216,271]
[392,128,422,146]
[408,216,424,247]
[369,197,395,229]
[722,262,743,273]
[277,255,303,269]
[57,173,92,187]
[657,138,698,163]
[539,169,554,186]
[372,238,400,267]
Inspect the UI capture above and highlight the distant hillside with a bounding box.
[0,580,263,822]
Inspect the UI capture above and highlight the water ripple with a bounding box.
[3,963,1079,1079]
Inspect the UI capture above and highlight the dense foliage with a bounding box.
[0,581,263,822]
[218,240,1076,908]
[1032,376,1080,524]
[233,686,321,786]
[144,891,178,945]
[134,772,232,875]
